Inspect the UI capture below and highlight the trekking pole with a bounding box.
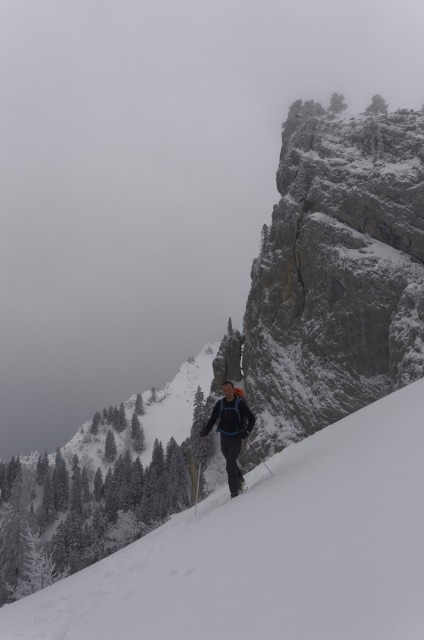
[194,462,201,516]
[247,440,274,477]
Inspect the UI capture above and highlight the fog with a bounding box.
[1,0,423,459]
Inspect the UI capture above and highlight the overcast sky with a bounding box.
[1,0,423,460]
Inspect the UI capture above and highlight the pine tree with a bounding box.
[91,505,109,544]
[301,99,326,117]
[190,386,208,465]
[130,457,144,507]
[105,430,117,462]
[328,92,347,114]
[116,451,133,512]
[151,439,165,476]
[37,469,55,527]
[7,456,22,494]
[118,403,127,431]
[131,413,145,453]
[131,412,140,438]
[36,452,49,485]
[61,514,85,573]
[135,393,145,415]
[91,411,102,435]
[111,407,120,430]
[104,510,141,553]
[103,467,120,523]
[365,94,388,115]
[141,440,166,522]
[70,455,83,516]
[134,425,145,453]
[107,406,115,424]
[94,467,104,501]
[165,438,190,514]
[9,523,69,600]
[81,467,90,505]
[52,449,69,512]
[123,450,133,486]
[0,477,27,604]
[150,386,157,403]
[111,403,127,432]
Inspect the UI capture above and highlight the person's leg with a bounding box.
[221,435,242,496]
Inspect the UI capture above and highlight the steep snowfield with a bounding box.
[1,378,424,639]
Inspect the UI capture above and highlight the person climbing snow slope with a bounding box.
[200,380,255,498]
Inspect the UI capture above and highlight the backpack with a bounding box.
[219,388,245,427]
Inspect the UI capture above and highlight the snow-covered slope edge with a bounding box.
[1,378,424,640]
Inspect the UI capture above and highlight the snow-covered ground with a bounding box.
[1,377,424,639]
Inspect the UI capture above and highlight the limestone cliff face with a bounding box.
[243,105,424,453]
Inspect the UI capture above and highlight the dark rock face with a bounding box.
[211,332,244,392]
[243,106,424,453]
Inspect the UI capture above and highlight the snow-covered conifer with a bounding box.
[131,412,140,438]
[140,441,167,523]
[131,413,145,452]
[190,386,208,465]
[104,510,142,553]
[103,467,119,522]
[118,403,127,431]
[165,438,190,514]
[9,523,69,600]
[52,449,69,512]
[70,455,83,516]
[130,457,144,507]
[135,393,145,415]
[36,452,49,485]
[0,478,27,603]
[94,467,103,501]
[81,467,90,505]
[328,92,347,114]
[365,94,388,115]
[37,470,55,526]
[90,411,102,435]
[105,430,117,462]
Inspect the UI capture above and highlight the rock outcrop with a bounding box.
[243,104,424,453]
[210,331,244,392]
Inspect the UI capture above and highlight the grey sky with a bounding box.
[1,0,423,460]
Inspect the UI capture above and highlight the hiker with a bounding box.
[200,380,256,498]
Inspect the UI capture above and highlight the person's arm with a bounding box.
[240,401,256,434]
[200,401,220,437]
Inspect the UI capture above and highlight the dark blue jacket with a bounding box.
[202,397,255,436]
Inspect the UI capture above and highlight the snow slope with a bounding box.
[1,378,424,640]
[21,343,218,475]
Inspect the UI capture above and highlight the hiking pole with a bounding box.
[247,440,274,477]
[194,462,201,516]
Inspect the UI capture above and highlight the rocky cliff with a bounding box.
[243,103,424,453]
